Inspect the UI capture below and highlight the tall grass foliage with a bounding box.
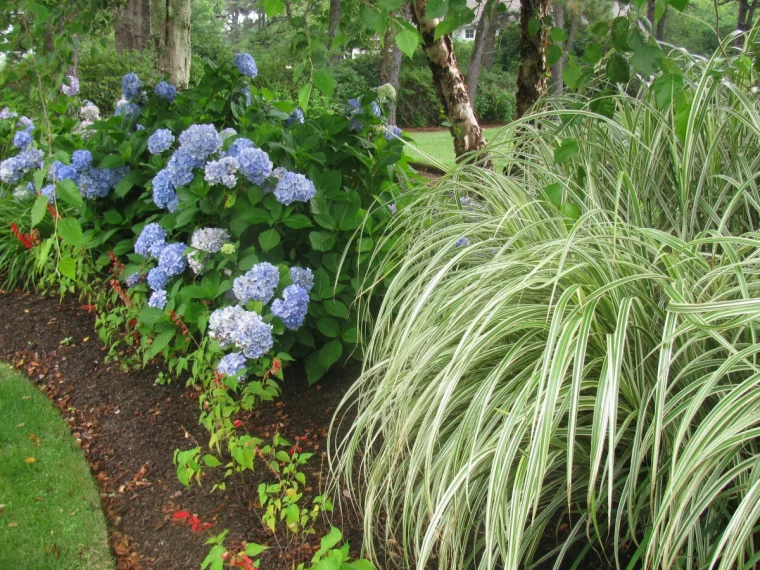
[330,37,760,569]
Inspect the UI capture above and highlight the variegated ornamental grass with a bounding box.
[330,38,760,570]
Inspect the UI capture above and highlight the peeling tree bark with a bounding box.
[161,0,191,90]
[515,0,550,119]
[410,0,487,157]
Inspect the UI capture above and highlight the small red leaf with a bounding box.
[172,511,191,520]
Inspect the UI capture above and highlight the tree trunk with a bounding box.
[115,0,151,52]
[515,0,550,119]
[467,0,497,106]
[328,0,341,47]
[410,0,487,157]
[656,6,666,40]
[162,0,191,89]
[387,39,403,125]
[738,0,749,31]
[380,26,394,83]
[550,2,563,95]
[647,0,656,29]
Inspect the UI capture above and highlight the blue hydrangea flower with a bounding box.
[190,227,230,253]
[0,107,17,120]
[121,73,142,100]
[125,273,140,288]
[220,128,237,139]
[349,118,363,132]
[147,267,169,291]
[166,148,203,187]
[0,148,43,184]
[204,157,239,187]
[18,117,34,131]
[154,81,177,102]
[135,223,167,258]
[347,99,362,112]
[289,267,314,292]
[152,169,179,211]
[61,75,80,97]
[236,147,272,185]
[233,53,258,78]
[41,184,56,203]
[285,108,304,126]
[208,305,274,358]
[148,129,175,155]
[388,202,398,214]
[178,124,222,161]
[273,171,316,205]
[372,101,382,117]
[455,237,470,247]
[232,262,280,305]
[271,285,309,330]
[239,86,252,106]
[224,137,255,158]
[78,166,128,199]
[13,129,32,150]
[115,100,141,120]
[158,242,187,277]
[384,126,402,140]
[148,290,167,309]
[71,150,92,171]
[217,352,246,376]
[51,161,79,183]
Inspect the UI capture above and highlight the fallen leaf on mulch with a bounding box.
[23,457,35,464]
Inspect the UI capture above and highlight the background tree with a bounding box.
[115,0,151,52]
[160,0,192,89]
[515,0,550,118]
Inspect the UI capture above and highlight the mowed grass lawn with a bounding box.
[404,127,504,170]
[0,364,114,570]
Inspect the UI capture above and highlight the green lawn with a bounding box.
[0,364,114,570]
[404,127,504,170]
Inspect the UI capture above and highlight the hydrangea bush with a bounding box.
[0,53,411,386]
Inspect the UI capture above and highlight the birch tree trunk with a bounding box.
[410,0,487,157]
[161,0,192,90]
[115,0,151,52]
[328,0,341,46]
[550,2,563,95]
[515,0,549,119]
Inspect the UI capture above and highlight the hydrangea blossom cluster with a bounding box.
[271,285,309,330]
[115,99,141,120]
[51,160,78,183]
[148,129,175,155]
[151,170,178,212]
[217,352,246,377]
[80,101,100,122]
[121,73,142,101]
[274,172,316,205]
[235,147,272,185]
[147,267,169,291]
[148,290,167,309]
[154,81,177,102]
[289,267,314,292]
[191,227,230,253]
[285,108,304,127]
[0,148,44,184]
[61,75,80,97]
[208,305,273,359]
[384,126,402,140]
[158,243,188,277]
[179,124,223,160]
[233,262,280,305]
[46,151,128,201]
[233,53,258,78]
[71,150,92,171]
[13,129,32,150]
[125,273,140,288]
[0,107,17,120]
[204,157,239,187]
[135,223,168,258]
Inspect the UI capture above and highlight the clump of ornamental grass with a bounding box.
[329,41,760,570]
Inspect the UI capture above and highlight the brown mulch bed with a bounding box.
[0,290,363,569]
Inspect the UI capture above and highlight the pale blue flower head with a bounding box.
[166,148,203,187]
[190,227,230,253]
[204,157,239,188]
[154,81,177,102]
[61,75,80,97]
[285,108,304,126]
[147,267,169,291]
[271,285,309,330]
[152,169,179,212]
[148,290,167,309]
[135,223,167,258]
[273,171,316,205]
[148,129,174,155]
[121,73,142,101]
[158,242,187,277]
[13,129,32,150]
[232,262,280,305]
[236,147,272,185]
[178,124,222,161]
[289,267,314,292]
[217,352,246,377]
[71,150,92,171]
[233,53,258,78]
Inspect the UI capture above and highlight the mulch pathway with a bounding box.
[0,290,363,569]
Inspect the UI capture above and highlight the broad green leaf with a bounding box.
[543,183,563,208]
[582,42,603,64]
[559,202,581,220]
[259,229,281,252]
[562,63,583,89]
[361,7,385,33]
[554,139,579,164]
[298,82,312,113]
[324,300,349,319]
[244,543,268,557]
[666,0,688,10]
[147,329,175,359]
[426,0,449,20]
[317,318,341,338]
[606,53,631,83]
[203,455,222,467]
[395,29,420,59]
[309,231,336,252]
[138,306,167,324]
[262,0,285,17]
[31,195,48,228]
[58,255,76,280]
[319,340,343,368]
[27,1,49,22]
[546,44,562,67]
[527,17,541,36]
[58,218,84,247]
[631,45,664,77]
[313,69,336,98]
[652,72,685,109]
[550,27,568,42]
[378,0,405,11]
[103,210,124,225]
[56,180,84,207]
[282,214,313,229]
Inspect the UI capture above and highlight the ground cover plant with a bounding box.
[0,363,114,570]
[330,35,760,570]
